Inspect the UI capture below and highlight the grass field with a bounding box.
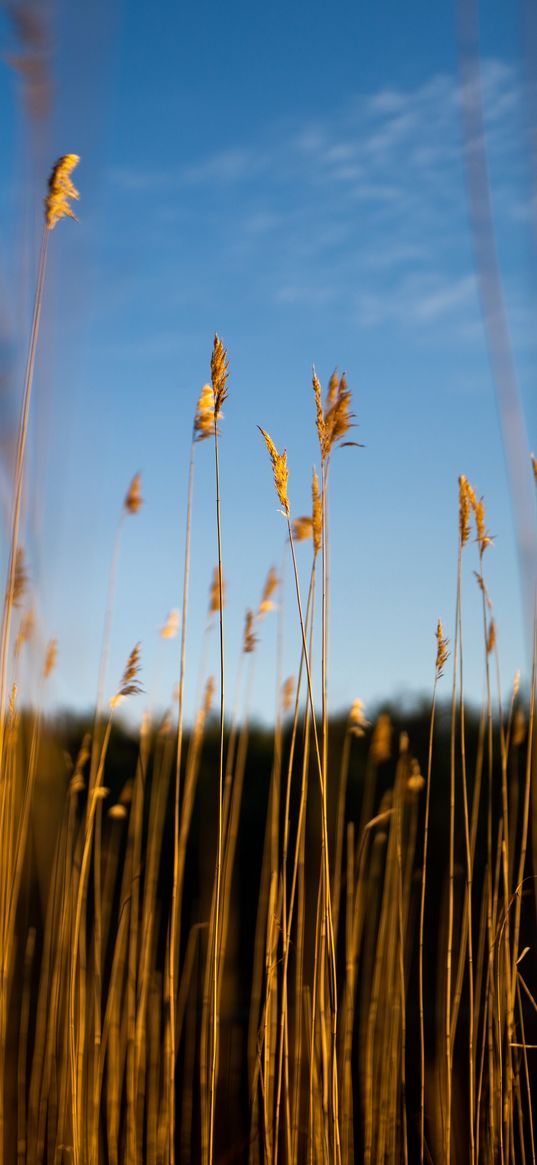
[0,156,535,1164]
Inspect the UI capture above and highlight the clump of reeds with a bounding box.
[0,160,535,1165]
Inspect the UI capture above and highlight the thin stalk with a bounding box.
[419,676,439,1165]
[208,409,225,1165]
[169,433,195,1165]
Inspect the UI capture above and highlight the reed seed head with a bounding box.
[43,638,57,679]
[194,383,220,441]
[13,547,28,607]
[208,566,225,616]
[45,154,80,230]
[292,516,313,543]
[459,475,471,546]
[211,334,229,415]
[312,368,326,458]
[110,643,143,708]
[313,367,355,462]
[258,427,290,516]
[108,804,128,820]
[160,609,180,639]
[370,713,391,763]
[243,609,257,653]
[124,472,143,515]
[14,607,35,657]
[435,619,449,678]
[486,618,496,655]
[531,453,537,489]
[258,565,279,619]
[348,698,369,737]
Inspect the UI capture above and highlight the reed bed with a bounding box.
[0,159,535,1164]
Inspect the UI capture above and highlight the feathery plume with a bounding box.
[348,698,369,737]
[211,334,229,414]
[486,618,496,655]
[14,607,35,657]
[258,565,279,619]
[435,620,449,678]
[12,547,28,607]
[110,643,143,708]
[208,566,225,616]
[313,367,356,461]
[472,494,492,555]
[160,609,180,639]
[258,427,290,516]
[370,712,391,763]
[292,516,313,543]
[195,383,220,441]
[531,453,537,488]
[43,638,57,679]
[312,368,326,458]
[459,475,471,546]
[45,154,80,230]
[124,472,143,515]
[243,609,257,654]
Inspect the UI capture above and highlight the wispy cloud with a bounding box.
[103,59,533,342]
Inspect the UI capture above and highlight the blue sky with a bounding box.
[0,0,536,726]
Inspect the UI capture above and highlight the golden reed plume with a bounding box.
[258,428,290,516]
[211,334,229,415]
[124,473,143,515]
[45,154,80,230]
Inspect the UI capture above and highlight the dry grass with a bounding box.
[0,161,535,1165]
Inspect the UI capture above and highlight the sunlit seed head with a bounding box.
[282,675,295,713]
[13,547,28,608]
[531,452,537,488]
[486,618,496,655]
[258,427,290,516]
[45,154,80,230]
[43,638,57,679]
[211,334,229,415]
[111,643,143,707]
[312,368,326,460]
[160,609,180,639]
[108,804,128,820]
[348,698,369,737]
[208,566,225,616]
[370,713,391,763]
[194,383,219,441]
[312,467,322,555]
[292,516,313,543]
[258,565,279,619]
[458,475,471,546]
[14,607,35,658]
[243,609,257,654]
[435,619,449,678]
[124,472,143,515]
